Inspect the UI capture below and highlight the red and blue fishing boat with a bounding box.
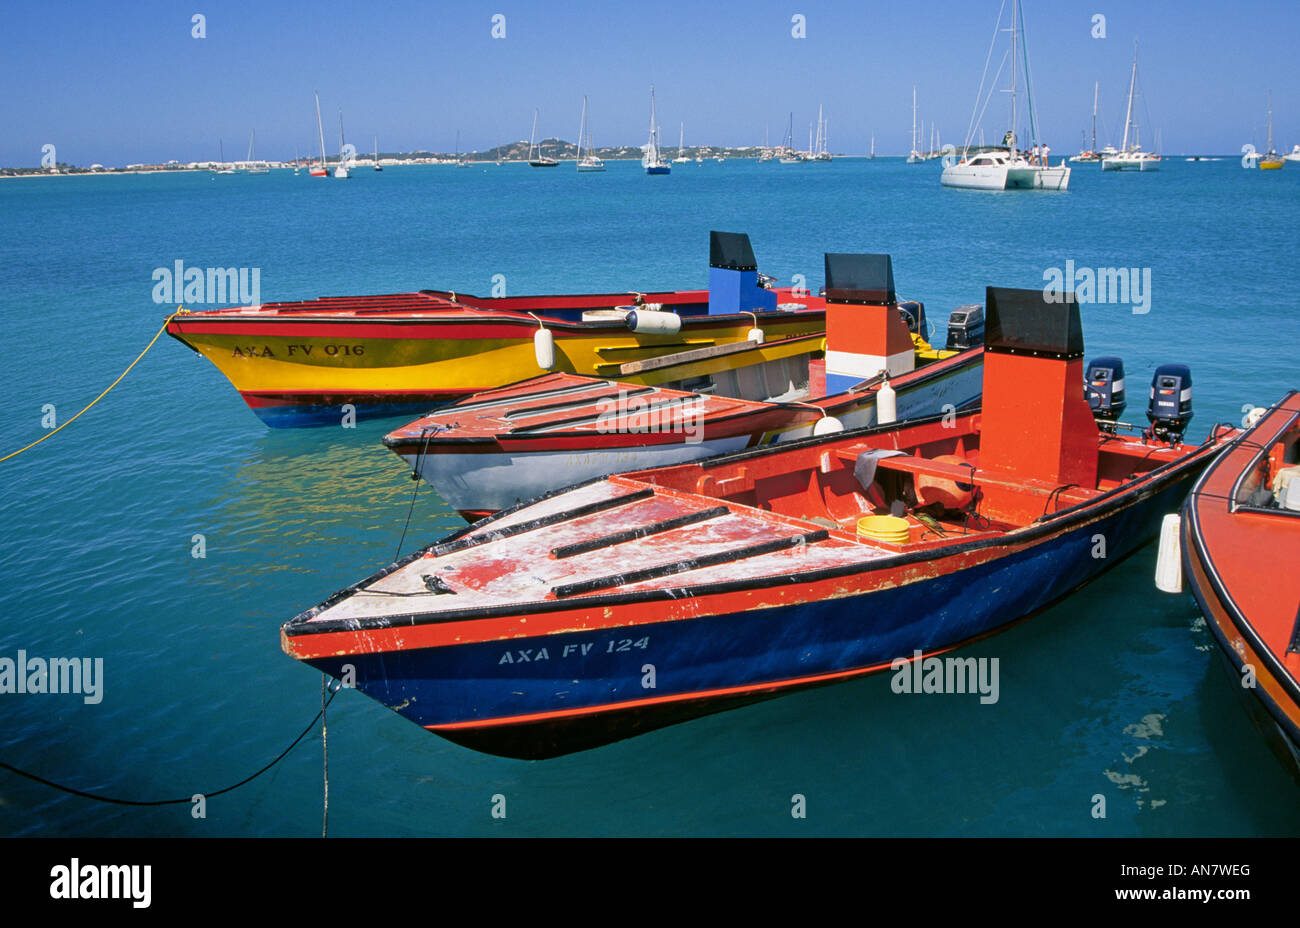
[1176,392,1300,772]
[281,286,1237,758]
[166,232,826,427]
[384,253,985,520]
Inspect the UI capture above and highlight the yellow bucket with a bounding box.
[857,515,910,544]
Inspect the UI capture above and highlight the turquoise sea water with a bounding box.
[1,157,1298,837]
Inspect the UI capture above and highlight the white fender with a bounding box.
[1154,513,1183,593]
[813,415,844,436]
[876,378,897,425]
[534,327,555,370]
[625,309,682,335]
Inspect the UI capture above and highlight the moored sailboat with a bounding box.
[1101,40,1160,171]
[576,96,605,172]
[528,109,559,167]
[1070,83,1105,162]
[907,86,922,163]
[673,123,690,163]
[243,131,270,174]
[941,0,1070,190]
[643,86,671,174]
[1258,92,1285,169]
[309,92,329,177]
[333,108,351,178]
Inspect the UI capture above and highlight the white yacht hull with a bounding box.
[1101,154,1159,171]
[941,162,1071,190]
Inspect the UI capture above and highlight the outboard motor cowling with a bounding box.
[945,304,985,351]
[1084,356,1126,432]
[1146,363,1193,443]
[897,300,927,337]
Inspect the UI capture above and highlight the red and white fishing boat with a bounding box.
[282,286,1237,758]
[384,253,985,520]
[1175,392,1300,771]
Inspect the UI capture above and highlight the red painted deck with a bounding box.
[384,372,818,454]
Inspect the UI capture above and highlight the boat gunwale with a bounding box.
[282,415,1228,638]
[1182,391,1300,729]
[1224,395,1300,517]
[381,346,981,451]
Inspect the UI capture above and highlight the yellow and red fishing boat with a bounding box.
[166,232,826,426]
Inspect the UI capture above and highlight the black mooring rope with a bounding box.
[395,426,437,560]
[0,684,339,807]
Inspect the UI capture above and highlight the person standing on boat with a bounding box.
[1040,143,1051,166]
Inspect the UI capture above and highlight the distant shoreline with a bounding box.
[0,152,1245,177]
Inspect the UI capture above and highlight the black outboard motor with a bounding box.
[897,300,927,337]
[945,304,985,351]
[1084,356,1126,432]
[1146,363,1193,444]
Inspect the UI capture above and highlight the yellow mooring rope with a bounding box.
[0,308,187,464]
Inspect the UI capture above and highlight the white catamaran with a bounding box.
[1102,40,1160,172]
[941,0,1071,190]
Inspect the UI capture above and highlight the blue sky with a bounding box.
[3,0,1298,165]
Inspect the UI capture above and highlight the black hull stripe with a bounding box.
[551,506,730,559]
[431,488,655,557]
[552,530,830,599]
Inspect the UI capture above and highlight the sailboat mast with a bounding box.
[649,86,658,158]
[1009,0,1019,150]
[578,96,588,162]
[315,92,326,168]
[1091,81,1098,152]
[1122,40,1137,152]
[912,85,917,153]
[1267,90,1274,152]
